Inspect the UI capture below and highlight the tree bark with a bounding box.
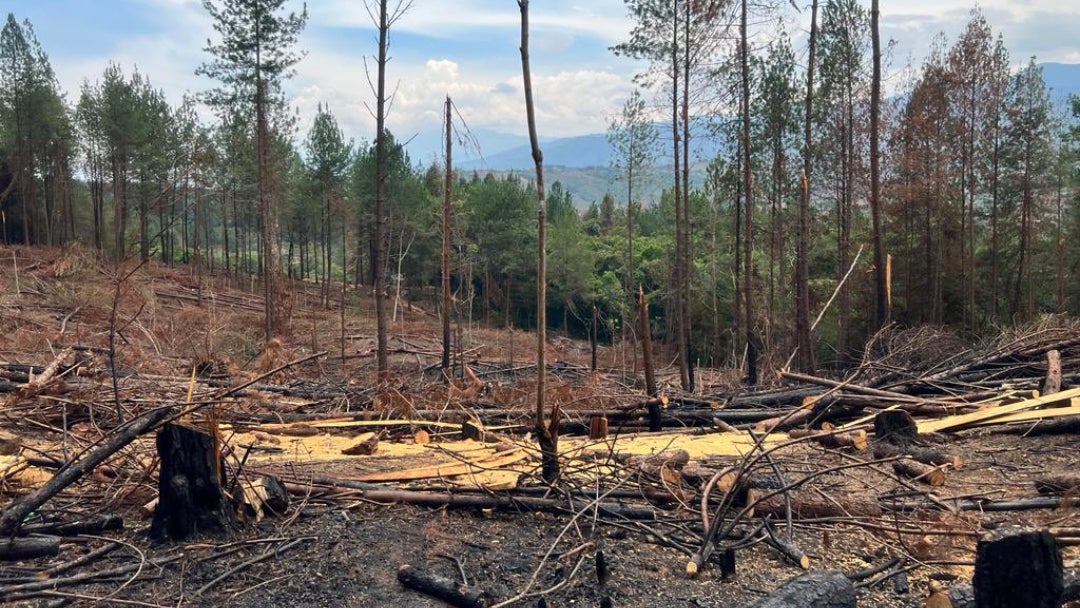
[741,571,855,608]
[518,0,557,482]
[442,96,453,375]
[149,423,238,542]
[795,0,818,374]
[373,0,391,377]
[869,0,887,330]
[973,527,1063,608]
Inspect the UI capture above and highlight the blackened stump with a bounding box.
[150,423,237,542]
[973,527,1063,608]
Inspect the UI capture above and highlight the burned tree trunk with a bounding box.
[973,527,1063,608]
[742,570,855,608]
[150,423,237,542]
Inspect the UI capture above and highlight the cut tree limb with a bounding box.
[0,405,174,536]
[0,536,60,561]
[398,563,493,608]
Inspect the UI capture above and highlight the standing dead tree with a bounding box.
[518,0,558,482]
[365,0,413,379]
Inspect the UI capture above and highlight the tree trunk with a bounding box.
[796,0,818,373]
[973,527,1063,608]
[741,571,856,608]
[442,96,453,375]
[869,0,887,331]
[374,0,391,376]
[518,0,557,482]
[740,0,756,385]
[149,423,238,542]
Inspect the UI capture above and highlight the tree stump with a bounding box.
[973,526,1063,608]
[150,423,237,542]
[873,410,918,445]
[741,570,855,608]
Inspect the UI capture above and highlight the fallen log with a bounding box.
[283,483,659,520]
[0,536,60,561]
[872,442,961,468]
[398,563,492,608]
[0,405,174,536]
[973,527,1063,608]
[1033,473,1080,495]
[20,514,123,536]
[741,570,855,608]
[892,458,946,487]
[754,492,882,519]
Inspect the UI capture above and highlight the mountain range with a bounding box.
[413,62,1080,209]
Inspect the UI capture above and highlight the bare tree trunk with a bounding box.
[681,0,695,392]
[442,96,453,374]
[796,0,818,373]
[671,0,689,392]
[518,0,557,482]
[256,76,285,340]
[740,0,757,385]
[374,0,391,377]
[869,0,887,331]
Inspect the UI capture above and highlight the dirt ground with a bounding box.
[1,245,1078,607]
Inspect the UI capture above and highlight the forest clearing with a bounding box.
[3,0,1080,605]
[0,245,1077,607]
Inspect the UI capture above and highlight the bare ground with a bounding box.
[0,245,1077,608]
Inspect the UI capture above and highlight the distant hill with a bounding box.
[1040,62,1080,109]
[433,62,1080,207]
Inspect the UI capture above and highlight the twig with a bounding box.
[192,537,312,597]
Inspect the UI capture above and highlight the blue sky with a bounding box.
[7,0,1080,162]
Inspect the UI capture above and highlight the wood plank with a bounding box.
[351,449,529,482]
[917,387,1080,434]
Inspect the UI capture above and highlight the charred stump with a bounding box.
[873,409,918,445]
[742,570,855,608]
[973,527,1063,608]
[150,423,237,542]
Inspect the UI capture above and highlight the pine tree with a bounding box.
[198,0,307,341]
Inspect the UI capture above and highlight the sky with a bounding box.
[7,0,1080,163]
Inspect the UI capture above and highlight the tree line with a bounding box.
[0,2,1077,381]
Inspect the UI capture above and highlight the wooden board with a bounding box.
[350,448,529,482]
[918,388,1080,434]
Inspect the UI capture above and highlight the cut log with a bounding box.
[1033,473,1080,495]
[589,415,609,440]
[397,563,492,608]
[973,527,1063,608]
[150,423,238,542]
[873,442,961,468]
[1042,349,1062,395]
[790,425,868,451]
[741,570,855,608]
[238,475,289,521]
[892,458,946,487]
[754,492,882,519]
[341,432,380,455]
[0,536,60,561]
